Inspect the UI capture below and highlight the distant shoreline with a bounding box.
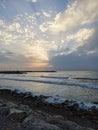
[0,70,56,74]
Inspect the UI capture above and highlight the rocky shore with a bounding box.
[0,89,98,130]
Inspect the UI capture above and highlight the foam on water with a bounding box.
[0,87,98,110]
[45,96,66,104]
[0,71,98,104]
[45,96,98,110]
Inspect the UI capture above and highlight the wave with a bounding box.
[74,77,98,81]
[45,96,98,109]
[40,76,69,79]
[0,87,98,110]
[0,77,98,89]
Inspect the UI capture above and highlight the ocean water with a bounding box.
[0,71,98,103]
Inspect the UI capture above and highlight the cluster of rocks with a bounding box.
[0,98,96,130]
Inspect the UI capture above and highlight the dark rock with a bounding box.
[6,101,18,108]
[19,104,32,115]
[23,110,51,123]
[65,120,95,130]
[46,116,67,129]
[93,102,98,105]
[23,120,63,130]
[9,109,27,122]
[0,107,10,116]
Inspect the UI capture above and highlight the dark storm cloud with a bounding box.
[50,52,98,70]
[50,26,98,71]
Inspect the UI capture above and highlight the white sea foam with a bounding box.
[0,71,98,105]
[77,101,98,109]
[45,96,66,104]
[0,87,98,110]
[45,96,98,110]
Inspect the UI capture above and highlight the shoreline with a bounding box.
[0,88,98,129]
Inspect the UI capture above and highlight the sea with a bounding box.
[0,71,98,103]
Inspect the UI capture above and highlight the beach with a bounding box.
[0,71,98,129]
[0,88,98,130]
[0,0,98,129]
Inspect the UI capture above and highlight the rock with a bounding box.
[23,110,51,123]
[65,120,95,130]
[19,104,30,110]
[23,114,34,123]
[90,106,97,112]
[10,108,24,114]
[0,99,4,103]
[34,110,52,120]
[65,120,83,130]
[46,115,67,129]
[93,102,98,104]
[0,103,3,107]
[6,101,18,108]
[47,118,66,129]
[46,115,64,123]
[19,104,32,115]
[23,120,63,130]
[52,115,64,120]
[85,128,95,130]
[71,103,79,110]
[0,107,10,116]
[9,109,27,122]
[0,99,6,106]
[24,111,66,129]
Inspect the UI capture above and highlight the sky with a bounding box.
[0,0,98,70]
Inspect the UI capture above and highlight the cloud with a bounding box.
[50,25,98,70]
[32,0,37,2]
[42,11,51,17]
[0,0,98,70]
[64,28,95,54]
[39,23,48,32]
[51,51,98,70]
[26,0,37,3]
[0,12,54,69]
[49,0,98,33]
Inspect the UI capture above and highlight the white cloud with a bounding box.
[66,28,94,53]
[53,28,95,56]
[49,0,98,33]
[39,23,48,32]
[36,12,40,16]
[32,0,37,2]
[66,28,94,43]
[0,13,54,69]
[0,20,4,26]
[86,50,97,55]
[26,0,37,3]
[43,12,51,17]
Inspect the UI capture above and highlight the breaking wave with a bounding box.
[0,77,98,89]
[40,76,69,79]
